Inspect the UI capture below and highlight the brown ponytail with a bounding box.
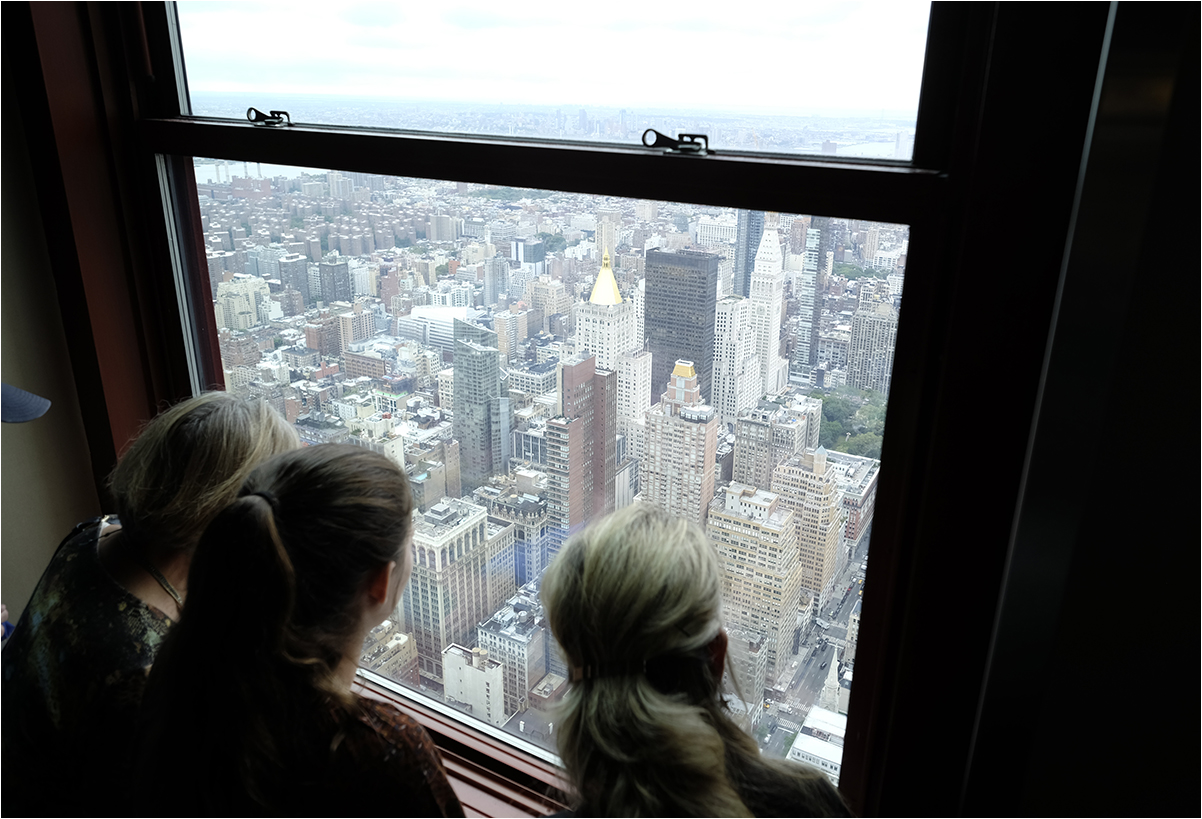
[139,444,415,812]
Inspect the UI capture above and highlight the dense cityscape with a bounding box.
[198,150,906,782]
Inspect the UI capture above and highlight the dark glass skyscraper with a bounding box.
[645,248,719,404]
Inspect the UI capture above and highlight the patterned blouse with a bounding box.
[1,519,173,814]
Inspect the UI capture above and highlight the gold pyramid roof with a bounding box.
[588,250,623,306]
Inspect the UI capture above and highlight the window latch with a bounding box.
[642,129,712,156]
[247,107,291,127]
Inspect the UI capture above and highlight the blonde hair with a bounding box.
[542,504,847,818]
[109,392,298,553]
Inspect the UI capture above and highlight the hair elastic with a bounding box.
[251,490,281,512]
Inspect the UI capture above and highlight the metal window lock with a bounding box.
[247,107,291,127]
[642,129,712,156]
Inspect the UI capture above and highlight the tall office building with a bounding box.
[861,224,880,268]
[645,249,719,404]
[278,252,310,304]
[809,216,833,365]
[493,309,527,367]
[615,349,653,462]
[545,354,616,556]
[640,360,718,526]
[596,207,622,261]
[847,282,899,394]
[575,252,637,370]
[482,255,508,306]
[771,447,845,612]
[707,484,805,686]
[399,499,517,685]
[453,319,512,494]
[318,255,352,304]
[733,209,766,298]
[749,213,788,394]
[712,296,760,429]
[214,275,271,330]
[732,403,808,490]
[793,227,821,369]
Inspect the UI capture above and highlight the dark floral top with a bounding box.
[307,696,465,817]
[1,519,173,814]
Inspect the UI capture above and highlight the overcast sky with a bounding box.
[178,1,930,117]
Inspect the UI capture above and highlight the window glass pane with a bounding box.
[195,158,906,778]
[177,1,930,160]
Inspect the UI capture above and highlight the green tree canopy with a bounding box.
[833,262,883,280]
[435,263,449,277]
[822,397,856,427]
[843,433,883,459]
[819,419,845,450]
[537,232,567,254]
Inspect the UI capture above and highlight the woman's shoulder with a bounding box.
[334,695,464,817]
[352,695,438,751]
[9,522,171,660]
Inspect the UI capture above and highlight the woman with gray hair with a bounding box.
[541,503,850,817]
[1,391,298,815]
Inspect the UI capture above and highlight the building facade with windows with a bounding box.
[707,484,805,686]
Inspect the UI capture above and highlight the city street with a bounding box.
[755,526,873,758]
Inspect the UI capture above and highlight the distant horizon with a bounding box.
[189,91,918,127]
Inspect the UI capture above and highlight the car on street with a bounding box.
[820,661,828,669]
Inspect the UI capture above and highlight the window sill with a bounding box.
[353,676,570,818]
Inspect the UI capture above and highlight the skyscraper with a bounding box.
[749,213,787,395]
[640,360,718,526]
[318,255,352,304]
[793,227,821,370]
[847,281,899,394]
[733,209,766,299]
[398,499,516,686]
[712,296,760,429]
[575,252,637,371]
[615,349,652,463]
[278,252,310,305]
[645,249,719,404]
[596,207,622,261]
[771,447,845,612]
[732,403,808,490]
[453,318,512,494]
[545,354,616,557]
[707,483,805,685]
[809,216,834,366]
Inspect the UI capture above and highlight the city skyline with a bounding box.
[200,161,901,768]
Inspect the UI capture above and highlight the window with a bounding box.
[175,1,931,160]
[15,1,1180,816]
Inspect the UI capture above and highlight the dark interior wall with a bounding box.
[1,71,102,620]
[964,5,1200,814]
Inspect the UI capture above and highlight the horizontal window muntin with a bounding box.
[190,158,904,778]
[174,1,931,161]
[145,122,947,228]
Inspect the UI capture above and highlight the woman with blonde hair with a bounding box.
[138,444,462,815]
[541,503,850,817]
[1,392,298,814]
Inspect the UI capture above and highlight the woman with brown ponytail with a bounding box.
[541,504,852,818]
[138,444,462,816]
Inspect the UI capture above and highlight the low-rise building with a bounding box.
[443,644,507,727]
[786,706,846,786]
